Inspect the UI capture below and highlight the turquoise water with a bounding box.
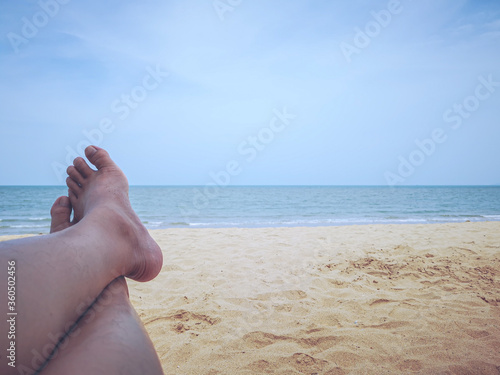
[0,186,499,235]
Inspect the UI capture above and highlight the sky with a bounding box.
[0,0,499,186]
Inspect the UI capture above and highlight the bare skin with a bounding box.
[41,276,164,375]
[64,145,163,282]
[49,196,73,234]
[44,194,164,374]
[0,146,163,374]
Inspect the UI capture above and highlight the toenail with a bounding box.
[58,198,71,207]
[86,145,97,157]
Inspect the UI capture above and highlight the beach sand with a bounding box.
[3,222,500,374]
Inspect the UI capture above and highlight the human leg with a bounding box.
[0,146,163,374]
[39,277,164,375]
[43,190,163,374]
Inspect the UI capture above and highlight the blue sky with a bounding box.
[1,0,499,185]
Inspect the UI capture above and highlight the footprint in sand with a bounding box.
[397,359,423,372]
[369,298,393,307]
[287,353,329,373]
[247,353,333,374]
[449,361,500,375]
[145,310,220,335]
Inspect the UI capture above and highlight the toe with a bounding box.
[73,157,94,178]
[66,177,81,197]
[68,188,78,204]
[50,196,72,233]
[68,189,81,223]
[85,145,116,170]
[67,165,85,186]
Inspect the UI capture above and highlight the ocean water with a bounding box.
[0,186,499,235]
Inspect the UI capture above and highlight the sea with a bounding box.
[0,186,499,236]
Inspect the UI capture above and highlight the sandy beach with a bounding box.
[3,222,500,374]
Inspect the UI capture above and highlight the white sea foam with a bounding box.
[483,215,500,220]
[11,224,47,228]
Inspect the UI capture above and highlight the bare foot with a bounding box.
[66,145,163,282]
[50,196,73,233]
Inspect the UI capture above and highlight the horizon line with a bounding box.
[1,184,499,188]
